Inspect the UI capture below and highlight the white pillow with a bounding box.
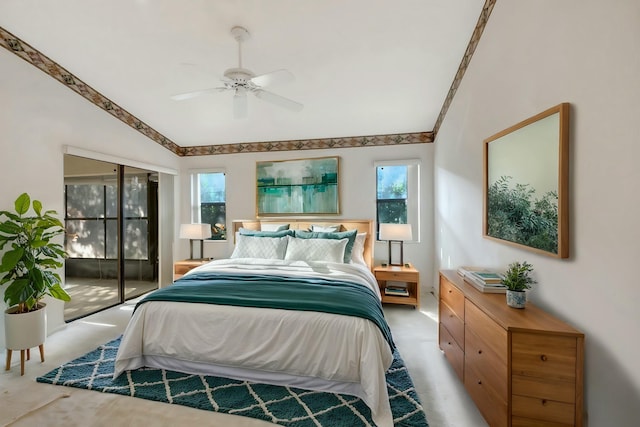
[284,236,348,263]
[310,224,341,232]
[260,223,290,232]
[350,232,367,266]
[231,234,288,259]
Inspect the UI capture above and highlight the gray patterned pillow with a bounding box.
[284,236,348,263]
[231,234,288,259]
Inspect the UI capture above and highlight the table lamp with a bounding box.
[379,223,412,266]
[180,223,212,260]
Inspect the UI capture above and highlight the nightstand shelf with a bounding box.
[173,259,210,281]
[374,264,420,308]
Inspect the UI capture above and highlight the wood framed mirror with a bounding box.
[483,103,570,258]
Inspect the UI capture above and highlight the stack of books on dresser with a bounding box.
[384,286,409,297]
[457,266,507,293]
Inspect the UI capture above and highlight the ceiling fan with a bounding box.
[171,26,303,119]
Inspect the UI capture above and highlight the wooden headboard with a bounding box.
[231,219,375,270]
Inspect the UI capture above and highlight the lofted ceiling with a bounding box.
[0,0,489,155]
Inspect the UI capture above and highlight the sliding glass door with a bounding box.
[63,155,158,321]
[122,167,159,301]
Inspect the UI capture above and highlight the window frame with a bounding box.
[189,168,227,241]
[374,159,420,243]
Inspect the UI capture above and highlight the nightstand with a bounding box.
[374,264,420,308]
[173,259,210,281]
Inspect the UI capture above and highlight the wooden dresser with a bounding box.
[438,270,584,427]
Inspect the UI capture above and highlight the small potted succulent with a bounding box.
[502,261,536,308]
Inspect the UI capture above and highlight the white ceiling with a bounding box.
[0,0,485,148]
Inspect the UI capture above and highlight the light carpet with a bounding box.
[36,337,428,427]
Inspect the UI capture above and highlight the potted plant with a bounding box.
[0,193,70,373]
[502,261,536,308]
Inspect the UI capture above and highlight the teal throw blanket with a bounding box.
[138,272,394,350]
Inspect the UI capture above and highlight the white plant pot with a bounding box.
[4,303,47,350]
[506,290,527,308]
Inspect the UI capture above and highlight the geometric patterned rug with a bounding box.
[37,337,428,427]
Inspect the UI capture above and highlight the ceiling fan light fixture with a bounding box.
[170,25,303,117]
[230,26,250,43]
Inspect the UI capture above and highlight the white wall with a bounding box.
[177,144,435,295]
[0,47,180,348]
[434,0,640,425]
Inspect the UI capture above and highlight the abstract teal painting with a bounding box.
[257,157,339,215]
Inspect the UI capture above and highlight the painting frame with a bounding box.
[256,156,340,217]
[483,103,570,258]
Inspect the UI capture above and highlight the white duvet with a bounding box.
[114,258,394,427]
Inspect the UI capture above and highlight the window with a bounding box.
[191,170,226,240]
[65,174,150,259]
[375,160,420,241]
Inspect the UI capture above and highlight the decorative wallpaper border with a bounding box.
[178,132,433,156]
[0,26,183,156]
[432,0,496,136]
[0,0,494,156]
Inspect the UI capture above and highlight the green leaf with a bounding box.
[4,278,32,307]
[49,283,71,302]
[38,258,63,268]
[31,239,47,248]
[14,193,31,216]
[0,221,22,235]
[0,248,24,273]
[33,199,42,216]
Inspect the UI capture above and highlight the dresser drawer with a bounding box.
[512,375,575,403]
[512,416,574,427]
[512,332,577,382]
[440,276,464,319]
[439,300,464,348]
[512,394,575,426]
[465,300,507,366]
[439,323,464,380]
[465,364,508,427]
[465,326,508,400]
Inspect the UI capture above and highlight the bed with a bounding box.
[114,219,395,427]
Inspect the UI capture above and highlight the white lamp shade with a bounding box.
[379,223,412,241]
[179,223,212,240]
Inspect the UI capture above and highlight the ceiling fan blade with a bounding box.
[170,87,227,101]
[233,88,248,119]
[254,89,303,112]
[250,69,295,88]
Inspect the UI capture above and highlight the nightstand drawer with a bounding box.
[173,259,210,280]
[174,264,195,275]
[375,270,417,282]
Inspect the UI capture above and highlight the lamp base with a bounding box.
[387,240,404,266]
[188,239,206,260]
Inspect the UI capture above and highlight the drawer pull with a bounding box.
[448,341,452,346]
[540,354,548,362]
[478,350,482,354]
[541,399,547,406]
[448,289,452,293]
[477,380,482,385]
